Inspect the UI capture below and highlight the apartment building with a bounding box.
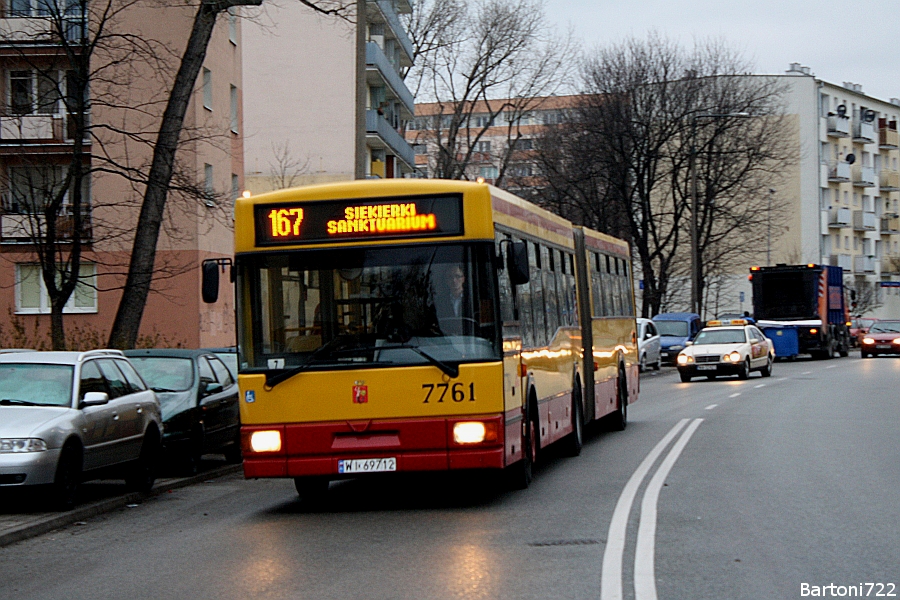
[242,0,415,193]
[408,95,577,193]
[0,4,241,348]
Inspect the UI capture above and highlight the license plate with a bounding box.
[876,344,891,349]
[697,365,717,371]
[338,457,397,474]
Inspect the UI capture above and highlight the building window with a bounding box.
[202,68,212,111]
[6,165,78,214]
[16,263,97,314]
[7,70,61,115]
[512,138,533,151]
[413,144,428,155]
[228,8,238,45]
[479,166,498,179]
[230,85,238,133]
[204,163,214,196]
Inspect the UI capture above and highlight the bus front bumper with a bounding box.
[240,415,506,479]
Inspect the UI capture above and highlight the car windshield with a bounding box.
[693,329,747,345]
[128,357,194,392]
[655,321,689,337]
[237,243,501,371]
[0,364,73,407]
[854,318,876,328]
[869,321,900,333]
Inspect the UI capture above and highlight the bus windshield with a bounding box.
[238,243,501,371]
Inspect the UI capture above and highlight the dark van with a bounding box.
[652,312,702,365]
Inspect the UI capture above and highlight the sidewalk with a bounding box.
[0,462,242,548]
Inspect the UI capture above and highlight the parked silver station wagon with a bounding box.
[0,350,162,510]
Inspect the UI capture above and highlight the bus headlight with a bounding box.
[454,422,487,444]
[249,430,282,453]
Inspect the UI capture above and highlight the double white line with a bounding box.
[601,418,704,600]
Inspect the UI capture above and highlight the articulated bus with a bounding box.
[202,179,637,495]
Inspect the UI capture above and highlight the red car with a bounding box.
[860,320,900,358]
[850,317,878,347]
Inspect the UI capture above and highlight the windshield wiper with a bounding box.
[265,336,347,388]
[351,343,460,378]
[1,398,41,406]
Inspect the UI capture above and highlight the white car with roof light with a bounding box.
[0,350,162,510]
[675,320,775,383]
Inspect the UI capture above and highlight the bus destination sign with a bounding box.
[254,194,463,246]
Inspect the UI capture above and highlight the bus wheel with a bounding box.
[294,476,330,503]
[562,381,584,457]
[509,400,538,489]
[609,370,627,431]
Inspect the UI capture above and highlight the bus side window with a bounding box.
[495,231,520,339]
[530,244,547,346]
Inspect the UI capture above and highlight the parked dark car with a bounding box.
[124,349,241,473]
[202,347,238,379]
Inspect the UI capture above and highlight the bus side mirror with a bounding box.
[202,260,220,304]
[507,241,530,285]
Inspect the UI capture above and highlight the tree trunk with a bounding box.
[107,0,259,349]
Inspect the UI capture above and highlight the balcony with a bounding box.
[852,120,876,144]
[852,210,876,231]
[829,207,851,227]
[880,216,900,234]
[366,109,415,170]
[1,115,62,141]
[828,161,851,182]
[367,0,414,65]
[880,127,899,149]
[880,169,900,191]
[852,165,876,187]
[853,255,876,274]
[1,209,92,244]
[830,254,852,271]
[882,257,900,275]
[366,41,414,116]
[827,115,850,137]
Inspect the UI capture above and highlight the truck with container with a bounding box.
[749,264,851,359]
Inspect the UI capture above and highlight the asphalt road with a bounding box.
[1,354,898,600]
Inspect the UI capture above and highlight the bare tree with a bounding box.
[846,278,882,316]
[533,34,791,317]
[107,0,354,349]
[268,141,311,190]
[406,0,575,187]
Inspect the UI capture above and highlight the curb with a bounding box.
[0,464,242,549]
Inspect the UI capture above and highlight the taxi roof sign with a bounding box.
[706,319,749,327]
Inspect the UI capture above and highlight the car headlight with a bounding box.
[729,351,741,362]
[676,353,692,365]
[893,338,900,344]
[862,337,875,345]
[669,345,684,351]
[0,438,48,453]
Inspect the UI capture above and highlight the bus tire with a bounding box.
[508,395,539,490]
[609,368,627,431]
[294,476,329,503]
[562,380,584,457]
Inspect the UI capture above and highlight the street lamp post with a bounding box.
[689,111,751,316]
[767,188,776,266]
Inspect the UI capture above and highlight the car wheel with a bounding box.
[608,369,628,431]
[653,359,661,371]
[51,443,82,511]
[181,432,204,476]
[679,372,692,383]
[223,430,243,464]
[861,351,870,358]
[761,356,773,377]
[639,353,647,373]
[125,430,160,494]
[738,358,750,380]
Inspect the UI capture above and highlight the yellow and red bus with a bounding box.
[202,179,637,494]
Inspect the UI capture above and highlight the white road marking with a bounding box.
[634,419,704,600]
[729,393,741,398]
[754,384,766,388]
[600,419,690,600]
[704,404,717,410]
[776,377,788,381]
[802,371,811,375]
[826,365,837,369]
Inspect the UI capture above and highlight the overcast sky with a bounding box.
[544,0,898,102]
